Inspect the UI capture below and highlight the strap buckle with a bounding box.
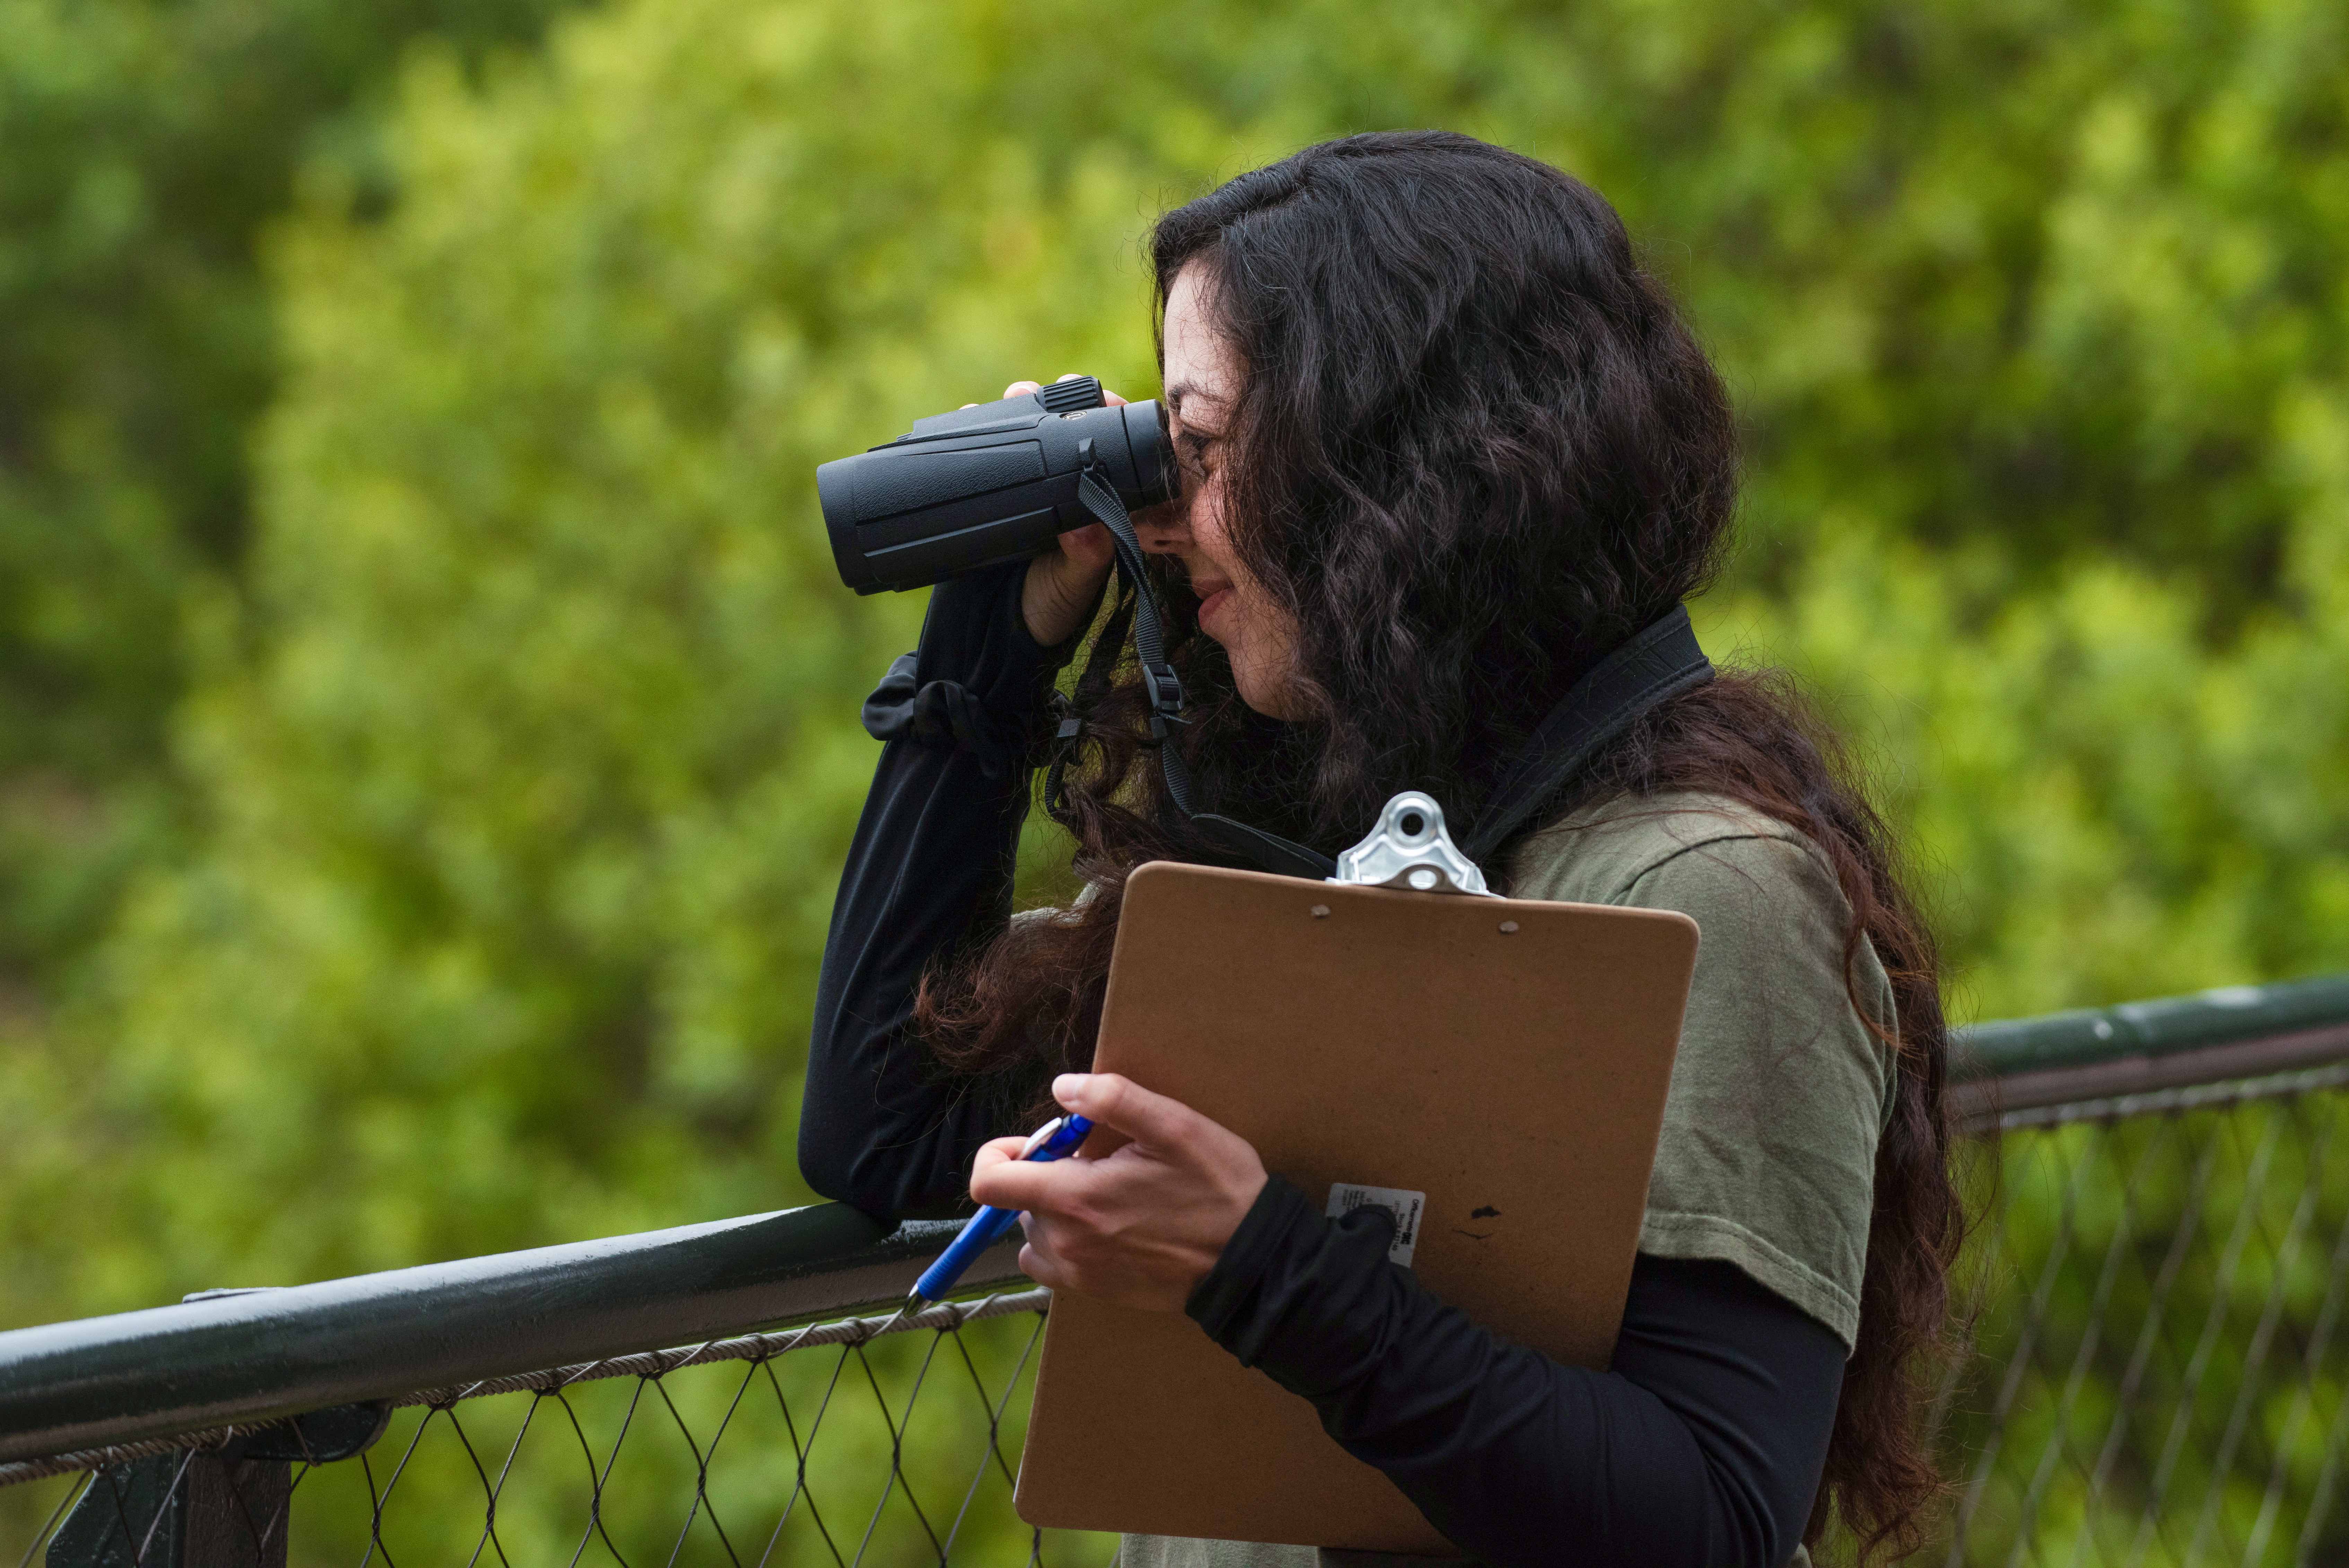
[1048,690,1082,743]
[1141,660,1184,717]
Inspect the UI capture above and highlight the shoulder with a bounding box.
[1510,791,1897,1348]
[1505,789,1827,908]
[1513,787,1893,1048]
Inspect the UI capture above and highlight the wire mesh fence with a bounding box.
[1932,1066,2349,1567]
[1,1290,1115,1568]
[6,1061,2349,1566]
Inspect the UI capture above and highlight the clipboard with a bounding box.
[1012,795,1700,1552]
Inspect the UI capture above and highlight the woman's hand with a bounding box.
[968,1072,1268,1313]
[995,377,1119,646]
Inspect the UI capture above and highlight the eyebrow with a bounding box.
[1165,381,1229,420]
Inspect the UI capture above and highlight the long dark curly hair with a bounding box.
[917,131,1959,1562]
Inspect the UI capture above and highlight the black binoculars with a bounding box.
[818,377,1177,594]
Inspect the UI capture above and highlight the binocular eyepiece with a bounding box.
[818,377,1177,595]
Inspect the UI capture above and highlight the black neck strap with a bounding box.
[1458,604,1712,863]
[1060,465,1712,881]
[1064,468,1342,880]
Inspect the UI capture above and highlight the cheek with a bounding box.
[1182,477,1298,707]
[1188,485,1256,619]
[1186,475,1235,562]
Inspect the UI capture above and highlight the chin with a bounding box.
[1231,665,1299,722]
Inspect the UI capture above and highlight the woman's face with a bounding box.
[1139,264,1306,721]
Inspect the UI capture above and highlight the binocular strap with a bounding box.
[1054,468,1712,884]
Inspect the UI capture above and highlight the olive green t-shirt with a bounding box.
[1118,792,1896,1568]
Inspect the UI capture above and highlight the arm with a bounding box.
[969,809,1879,1560]
[797,559,1068,1220]
[1192,1176,1844,1568]
[975,1075,1845,1568]
[1182,825,1872,1565]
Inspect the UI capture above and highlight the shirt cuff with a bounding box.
[1185,1174,1401,1396]
[861,561,1083,774]
[918,559,1080,717]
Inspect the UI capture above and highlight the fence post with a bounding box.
[42,1396,390,1568]
[39,1285,391,1568]
[47,1449,290,1568]
[47,1453,195,1568]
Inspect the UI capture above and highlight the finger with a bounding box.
[1053,372,1128,408]
[1016,1228,1072,1290]
[1004,380,1043,399]
[1020,1209,1090,1288]
[969,1135,1032,1180]
[1058,522,1115,569]
[1052,1072,1222,1154]
[968,1148,1103,1213]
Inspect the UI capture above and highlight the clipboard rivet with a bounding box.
[1310,904,1331,918]
[1498,920,1520,934]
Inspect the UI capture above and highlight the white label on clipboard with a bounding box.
[1326,1183,1426,1267]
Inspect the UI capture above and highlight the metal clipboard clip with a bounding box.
[1330,791,1497,898]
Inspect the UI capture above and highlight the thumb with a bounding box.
[1052,1072,1213,1153]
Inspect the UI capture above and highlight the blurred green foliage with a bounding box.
[1,0,2347,1558]
[0,0,575,992]
[1937,1094,2349,1566]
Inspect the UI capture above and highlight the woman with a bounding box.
[801,131,1959,1567]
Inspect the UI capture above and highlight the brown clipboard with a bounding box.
[1012,860,1700,1553]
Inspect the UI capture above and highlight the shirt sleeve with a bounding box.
[1616,830,1894,1349]
[1187,1176,1846,1568]
[796,560,1071,1221]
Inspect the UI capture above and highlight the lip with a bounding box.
[1194,584,1235,634]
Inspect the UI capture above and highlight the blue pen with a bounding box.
[908,1113,1096,1307]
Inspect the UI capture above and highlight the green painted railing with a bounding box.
[3,973,2347,1567]
[1962,974,2349,1077]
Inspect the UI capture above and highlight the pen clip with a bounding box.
[1018,1117,1067,1158]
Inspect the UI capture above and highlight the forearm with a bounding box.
[799,561,1067,1220]
[1189,1177,1844,1568]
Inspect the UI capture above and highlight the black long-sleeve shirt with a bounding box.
[800,564,1846,1567]
[801,561,1063,1220]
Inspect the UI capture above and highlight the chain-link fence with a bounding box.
[0,1289,1111,1568]
[1933,1064,2349,1567]
[5,978,2348,1567]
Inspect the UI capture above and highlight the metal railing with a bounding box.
[3,974,2347,1566]
[1937,975,2349,1568]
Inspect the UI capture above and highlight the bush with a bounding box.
[8,0,2349,1416]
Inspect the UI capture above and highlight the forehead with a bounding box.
[1162,263,1238,420]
